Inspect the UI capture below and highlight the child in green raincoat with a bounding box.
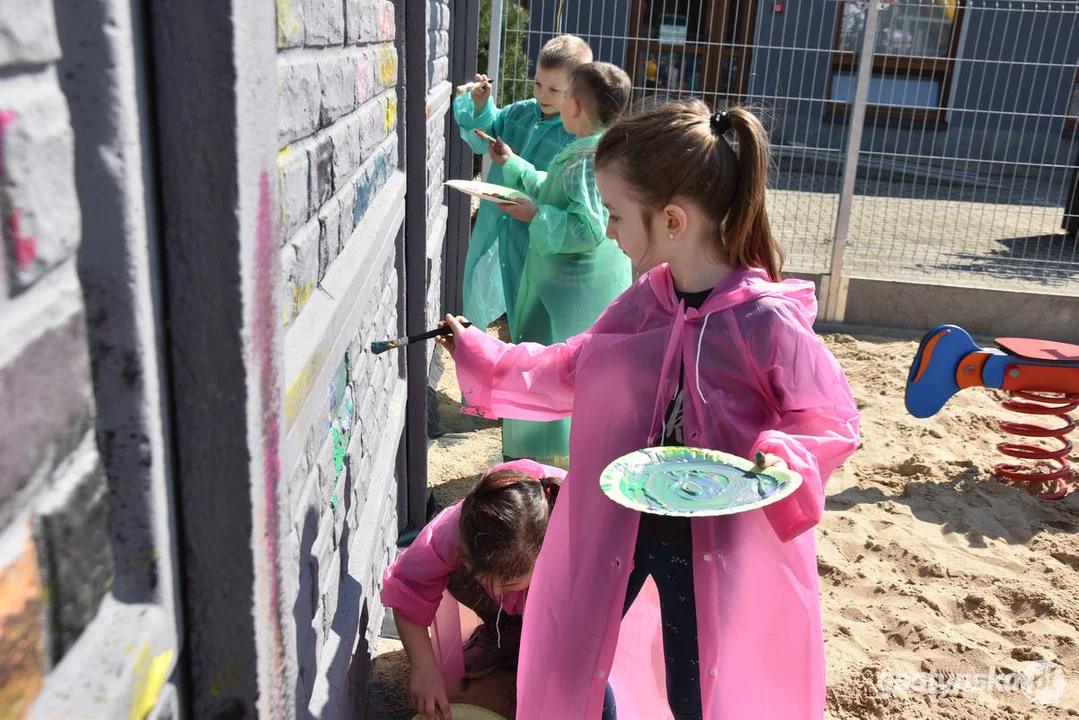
[453,35,593,338]
[489,62,633,464]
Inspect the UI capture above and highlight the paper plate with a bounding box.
[445,179,529,206]
[599,446,802,517]
[411,704,508,720]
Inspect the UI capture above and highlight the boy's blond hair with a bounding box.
[537,35,593,72]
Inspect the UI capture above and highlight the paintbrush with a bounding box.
[369,321,474,355]
[456,81,482,95]
[473,128,497,144]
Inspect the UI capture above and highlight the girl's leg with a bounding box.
[639,533,702,720]
[601,538,651,720]
[601,683,617,720]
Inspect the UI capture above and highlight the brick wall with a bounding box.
[275,0,409,714]
[0,1,111,716]
[0,0,452,713]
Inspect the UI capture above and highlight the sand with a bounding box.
[368,325,1079,719]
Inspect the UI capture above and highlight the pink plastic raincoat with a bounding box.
[379,459,566,683]
[454,265,861,719]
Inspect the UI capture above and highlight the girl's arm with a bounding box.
[524,153,607,255]
[748,313,861,542]
[395,611,452,720]
[450,322,584,422]
[381,506,459,627]
[396,611,439,668]
[380,506,460,716]
[501,154,548,196]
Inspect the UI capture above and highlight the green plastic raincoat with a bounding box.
[499,133,632,462]
[453,95,575,335]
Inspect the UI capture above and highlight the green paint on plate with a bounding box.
[600,446,802,517]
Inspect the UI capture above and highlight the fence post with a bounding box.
[444,0,481,316]
[823,0,881,323]
[481,0,503,179]
[402,0,431,535]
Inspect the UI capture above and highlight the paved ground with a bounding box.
[772,184,1079,293]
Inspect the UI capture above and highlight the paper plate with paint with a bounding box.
[445,179,529,206]
[600,446,802,517]
[411,704,508,720]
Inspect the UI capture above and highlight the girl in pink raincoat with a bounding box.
[380,459,564,720]
[437,100,860,719]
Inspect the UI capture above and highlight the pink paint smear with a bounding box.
[8,209,37,268]
[254,170,287,716]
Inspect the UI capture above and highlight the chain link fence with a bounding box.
[485,0,1078,296]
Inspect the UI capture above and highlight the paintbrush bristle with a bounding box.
[369,340,396,355]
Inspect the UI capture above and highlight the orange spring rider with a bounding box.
[905,325,1079,500]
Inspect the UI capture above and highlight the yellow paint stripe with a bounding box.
[286,346,329,426]
[129,646,174,720]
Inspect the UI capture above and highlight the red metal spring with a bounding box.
[995,390,1078,500]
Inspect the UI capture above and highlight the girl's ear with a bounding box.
[662,203,690,240]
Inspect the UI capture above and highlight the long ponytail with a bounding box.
[725,107,781,282]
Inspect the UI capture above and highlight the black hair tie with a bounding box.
[539,477,559,506]
[711,109,732,136]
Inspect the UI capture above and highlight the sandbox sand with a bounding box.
[368,326,1079,719]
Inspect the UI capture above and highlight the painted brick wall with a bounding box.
[275,0,408,714]
[1,0,450,713]
[0,1,112,717]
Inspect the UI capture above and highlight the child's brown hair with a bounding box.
[457,468,556,591]
[537,34,593,72]
[570,62,631,128]
[594,100,783,281]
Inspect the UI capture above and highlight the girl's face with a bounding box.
[533,66,571,117]
[477,571,533,594]
[596,166,664,271]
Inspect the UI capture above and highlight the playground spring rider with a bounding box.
[905,325,1079,500]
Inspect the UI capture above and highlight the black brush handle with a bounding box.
[408,321,472,343]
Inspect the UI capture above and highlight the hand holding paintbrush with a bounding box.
[433,314,469,357]
[370,316,472,355]
[457,74,492,110]
[488,136,513,166]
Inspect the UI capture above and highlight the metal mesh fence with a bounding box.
[488,0,1079,293]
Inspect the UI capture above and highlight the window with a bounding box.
[828,0,965,124]
[627,0,759,102]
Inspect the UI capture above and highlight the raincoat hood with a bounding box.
[648,261,817,317]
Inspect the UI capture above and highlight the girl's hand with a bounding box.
[471,74,492,114]
[489,138,513,166]
[755,452,789,472]
[409,661,452,719]
[501,199,538,222]
[434,314,469,357]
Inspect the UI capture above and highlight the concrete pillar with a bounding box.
[144,0,285,715]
